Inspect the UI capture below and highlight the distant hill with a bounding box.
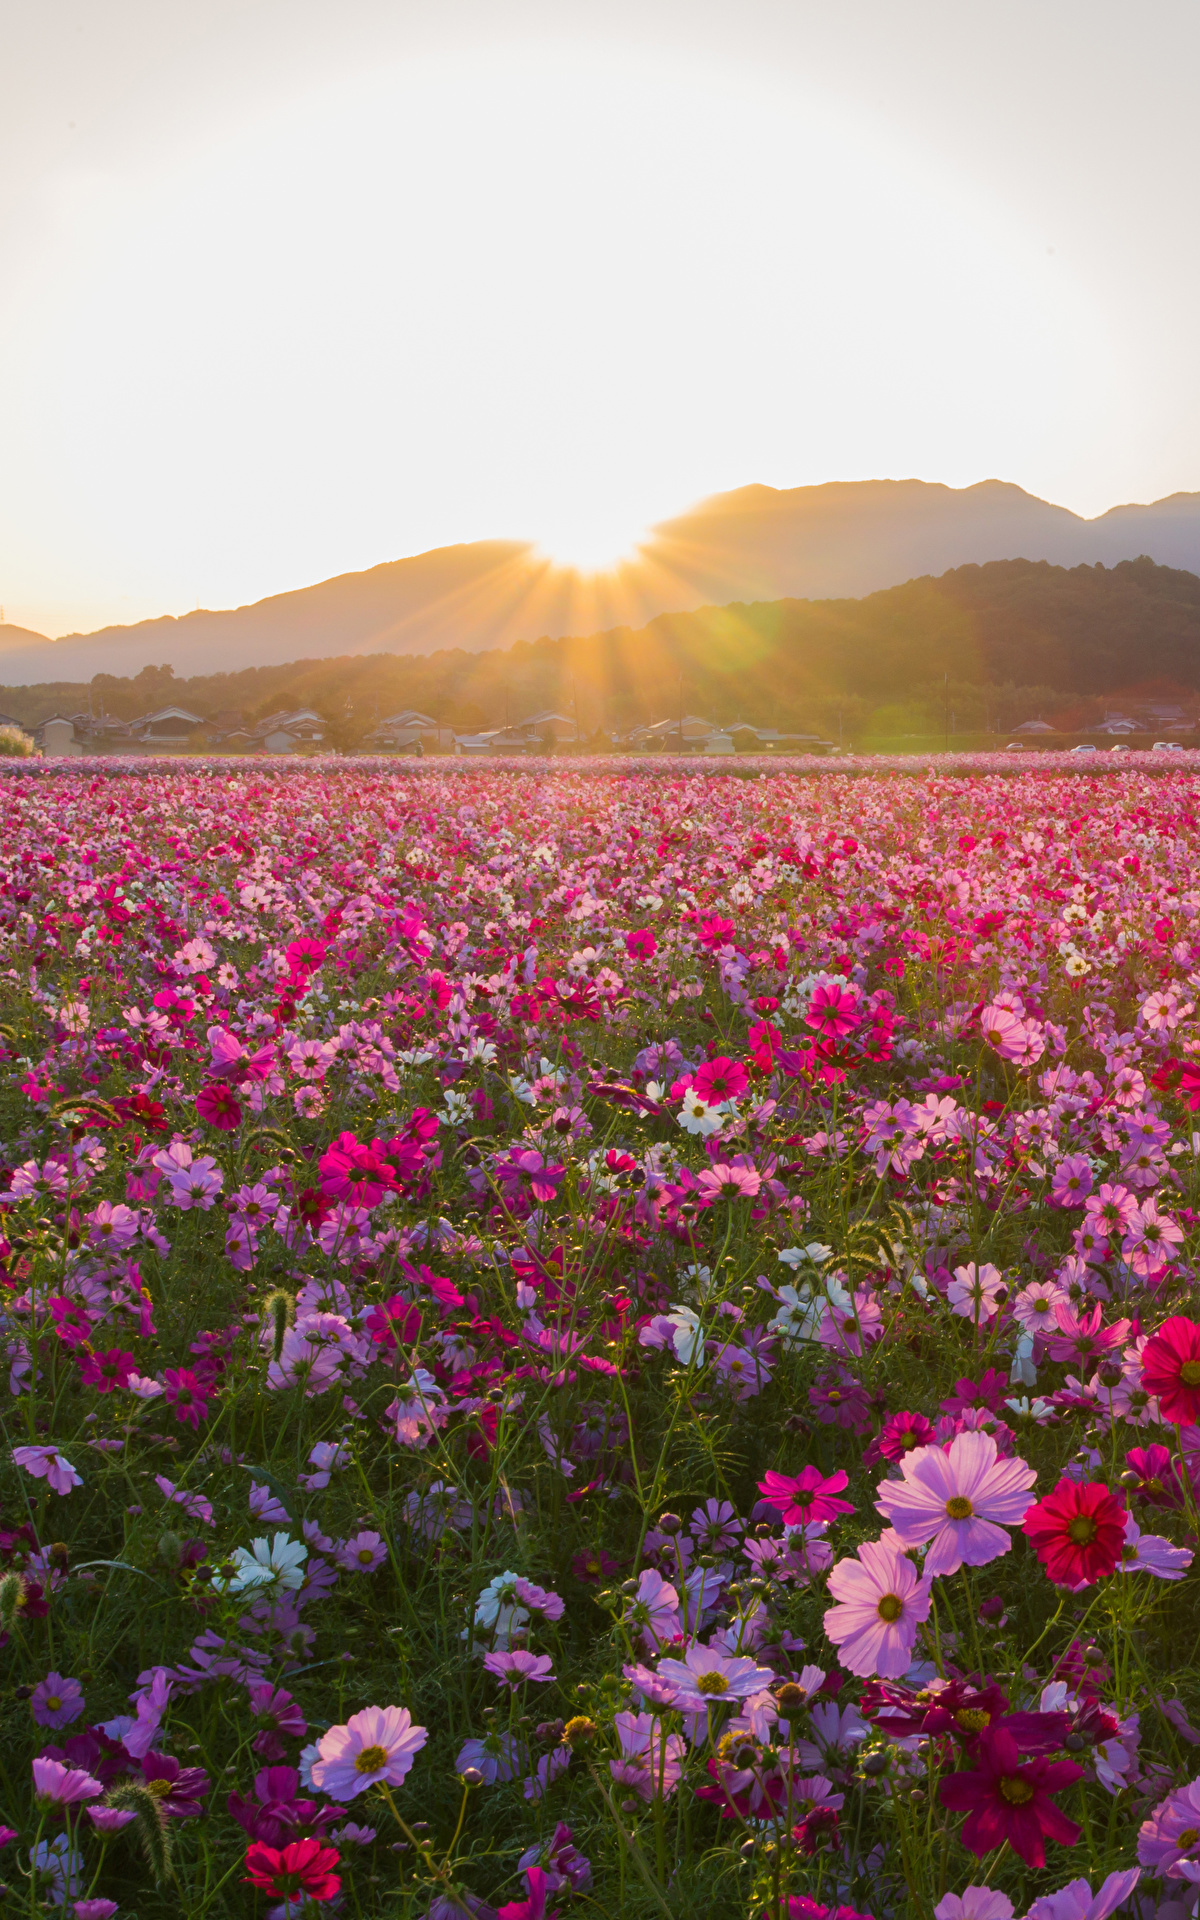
[7,477,1200,686]
[7,555,1200,741]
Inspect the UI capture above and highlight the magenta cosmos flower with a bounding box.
[757,1465,855,1527]
[824,1536,933,1678]
[310,1706,427,1801]
[875,1431,1037,1577]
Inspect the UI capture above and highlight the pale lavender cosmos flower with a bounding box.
[482,1650,554,1687]
[311,1705,427,1801]
[934,1892,1015,1920]
[1120,1513,1194,1580]
[13,1446,81,1495]
[1024,1869,1142,1920]
[655,1644,772,1712]
[875,1430,1037,1576]
[31,1673,85,1729]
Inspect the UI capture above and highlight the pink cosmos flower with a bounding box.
[874,1430,1037,1576]
[335,1531,387,1574]
[980,1003,1027,1060]
[655,1645,773,1712]
[1139,1775,1200,1878]
[482,1651,555,1687]
[1122,1199,1184,1277]
[1083,1182,1138,1241]
[824,1536,933,1677]
[624,1569,681,1646]
[947,1263,1007,1324]
[1012,1282,1067,1336]
[1049,1157,1094,1208]
[13,1446,81,1495]
[85,1201,139,1251]
[310,1705,427,1802]
[32,1756,104,1805]
[934,1894,1014,1920]
[609,1710,686,1802]
[696,1162,761,1202]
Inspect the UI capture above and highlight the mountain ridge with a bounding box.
[7,477,1200,686]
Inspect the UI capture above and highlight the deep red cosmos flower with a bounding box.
[938,1724,1082,1867]
[244,1837,341,1902]
[195,1080,242,1131]
[757,1465,856,1526]
[1022,1479,1126,1588]
[1140,1316,1200,1425]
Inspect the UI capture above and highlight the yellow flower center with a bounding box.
[877,1593,903,1623]
[945,1496,974,1520]
[1179,1361,1200,1387]
[45,1696,61,1712]
[956,1709,990,1732]
[1067,1516,1096,1544]
[999,1775,1035,1805]
[355,1744,390,1773]
[145,1778,173,1799]
[695,1671,730,1696]
[1178,1828,1199,1847]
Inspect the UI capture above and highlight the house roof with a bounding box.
[136,706,204,725]
[377,709,437,729]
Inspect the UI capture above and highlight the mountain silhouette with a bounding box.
[6,477,1200,685]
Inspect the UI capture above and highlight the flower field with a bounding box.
[6,758,1200,1919]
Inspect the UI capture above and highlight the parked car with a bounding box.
[1152,741,1184,751]
[1109,743,1129,753]
[1004,742,1025,751]
[1070,744,1097,755]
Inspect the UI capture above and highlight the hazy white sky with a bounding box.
[2,0,1199,637]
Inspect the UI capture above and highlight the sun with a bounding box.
[532,507,652,577]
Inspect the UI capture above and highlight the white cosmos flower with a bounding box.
[218,1532,308,1594]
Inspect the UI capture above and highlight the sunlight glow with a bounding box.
[0,45,1113,635]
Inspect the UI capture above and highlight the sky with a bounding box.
[2,1,1199,639]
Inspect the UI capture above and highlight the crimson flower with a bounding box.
[195,1080,242,1131]
[1022,1479,1126,1588]
[163,1368,210,1430]
[757,1465,855,1526]
[244,1837,341,1902]
[78,1349,136,1394]
[939,1724,1082,1867]
[1140,1316,1200,1424]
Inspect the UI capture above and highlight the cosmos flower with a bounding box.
[12,1446,81,1495]
[1140,1316,1200,1424]
[31,1672,85,1729]
[1022,1481,1127,1588]
[310,1706,427,1802]
[875,1431,1037,1577]
[939,1724,1082,1867]
[824,1536,933,1677]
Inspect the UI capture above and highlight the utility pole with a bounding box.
[678,676,684,753]
[944,673,949,753]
